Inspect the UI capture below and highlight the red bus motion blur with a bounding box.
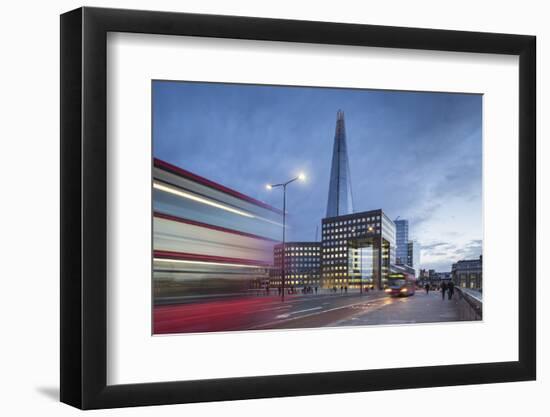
[385,272,416,297]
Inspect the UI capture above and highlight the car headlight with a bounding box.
[400,288,408,293]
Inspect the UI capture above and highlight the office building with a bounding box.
[407,240,421,275]
[394,219,409,265]
[270,242,321,289]
[321,209,396,290]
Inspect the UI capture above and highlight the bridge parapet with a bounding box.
[455,287,482,321]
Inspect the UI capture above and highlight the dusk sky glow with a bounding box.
[153,81,482,272]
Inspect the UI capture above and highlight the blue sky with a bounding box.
[153,81,482,272]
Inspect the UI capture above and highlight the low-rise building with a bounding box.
[452,255,483,290]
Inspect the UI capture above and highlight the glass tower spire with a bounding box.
[326,110,354,217]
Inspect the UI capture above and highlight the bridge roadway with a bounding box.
[154,289,467,334]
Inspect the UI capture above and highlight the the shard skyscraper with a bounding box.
[326,110,354,217]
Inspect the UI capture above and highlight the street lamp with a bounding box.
[266,173,306,301]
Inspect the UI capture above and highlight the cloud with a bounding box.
[420,239,482,271]
[422,241,453,251]
[451,239,483,259]
[153,81,483,265]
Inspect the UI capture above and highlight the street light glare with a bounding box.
[298,172,306,181]
[266,184,272,190]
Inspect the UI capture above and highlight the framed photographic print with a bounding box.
[60,6,536,409]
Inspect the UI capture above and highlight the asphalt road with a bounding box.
[154,289,466,334]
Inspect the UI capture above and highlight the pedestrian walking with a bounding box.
[448,281,455,300]
[424,283,430,294]
[441,281,448,300]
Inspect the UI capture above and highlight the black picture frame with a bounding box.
[60,6,536,410]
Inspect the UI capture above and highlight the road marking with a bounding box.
[254,305,289,313]
[251,296,388,329]
[329,297,400,326]
[276,306,322,319]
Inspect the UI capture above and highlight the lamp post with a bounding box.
[266,173,306,302]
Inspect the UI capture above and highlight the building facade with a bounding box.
[321,209,396,290]
[407,240,421,276]
[270,242,321,290]
[452,255,483,290]
[394,219,409,265]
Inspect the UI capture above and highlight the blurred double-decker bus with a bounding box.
[153,159,282,304]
